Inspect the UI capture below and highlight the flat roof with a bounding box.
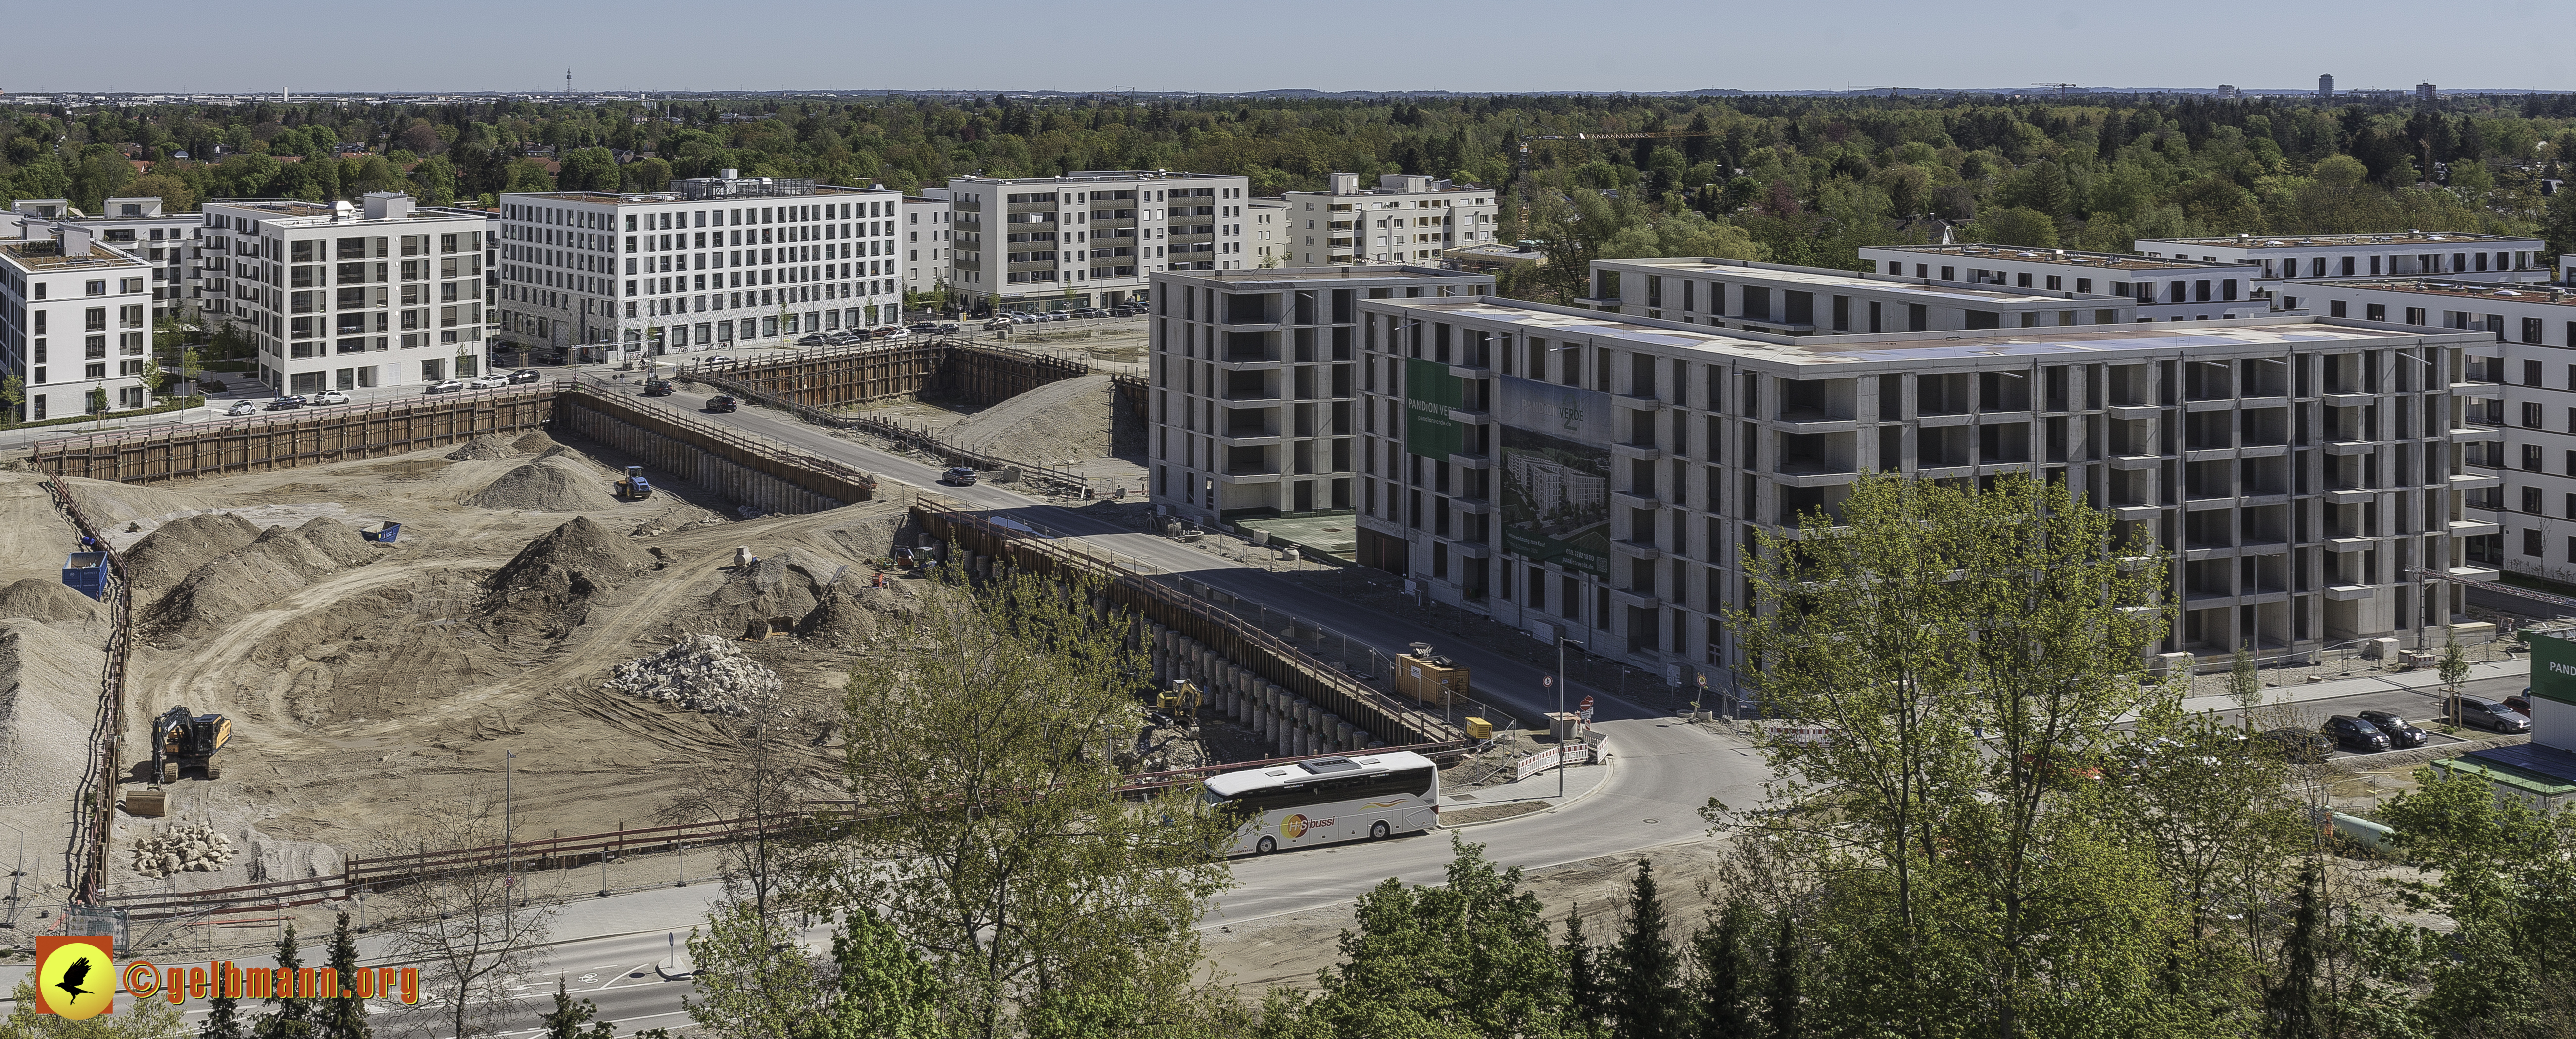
[2142,232,2541,248]
[208,200,483,226]
[1157,264,1487,285]
[950,170,1241,185]
[0,239,146,271]
[2449,743,2576,794]
[506,186,887,205]
[2290,278,2576,305]
[1598,257,2105,306]
[1871,244,2251,272]
[1365,298,2453,368]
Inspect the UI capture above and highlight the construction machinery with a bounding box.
[616,465,654,500]
[151,707,232,783]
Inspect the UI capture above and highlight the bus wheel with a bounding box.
[1256,837,1277,855]
[1369,821,1391,841]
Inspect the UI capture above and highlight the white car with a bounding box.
[467,374,510,389]
[311,389,350,405]
[423,379,464,395]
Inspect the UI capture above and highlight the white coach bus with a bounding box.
[1202,751,1441,855]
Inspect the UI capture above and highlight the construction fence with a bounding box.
[29,386,558,483]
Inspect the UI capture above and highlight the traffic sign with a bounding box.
[1543,676,1554,688]
[1578,695,1594,710]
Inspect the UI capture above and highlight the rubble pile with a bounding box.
[131,820,236,878]
[602,633,782,716]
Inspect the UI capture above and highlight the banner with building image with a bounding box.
[1495,375,1611,578]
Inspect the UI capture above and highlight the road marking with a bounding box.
[595,960,661,990]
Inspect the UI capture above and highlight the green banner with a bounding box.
[1405,358,1465,459]
[2532,631,2576,707]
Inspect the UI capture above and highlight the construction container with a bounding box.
[61,552,109,601]
[125,789,167,817]
[362,521,402,544]
[1395,650,1469,708]
[1464,717,1493,739]
[1547,712,1581,742]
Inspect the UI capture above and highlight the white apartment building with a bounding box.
[1858,243,2267,321]
[9,198,205,324]
[0,225,157,420]
[945,170,1251,314]
[1587,256,2138,332]
[1351,287,2490,684]
[1281,174,1499,267]
[902,190,952,303]
[200,193,492,394]
[1247,198,1290,268]
[1146,265,1493,528]
[494,171,903,361]
[2136,232,2551,311]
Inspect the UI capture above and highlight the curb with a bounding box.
[1441,742,1621,830]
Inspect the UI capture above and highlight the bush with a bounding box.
[199,379,227,393]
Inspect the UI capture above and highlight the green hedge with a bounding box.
[0,395,205,434]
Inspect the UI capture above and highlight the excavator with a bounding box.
[151,707,231,783]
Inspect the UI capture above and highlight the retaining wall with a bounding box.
[555,386,875,512]
[699,337,1090,411]
[29,386,556,483]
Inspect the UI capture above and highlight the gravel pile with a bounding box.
[121,513,265,589]
[140,518,383,647]
[0,577,104,626]
[463,456,616,512]
[602,633,781,716]
[445,435,521,461]
[0,619,104,808]
[481,516,658,642]
[946,374,1114,462]
[130,820,237,878]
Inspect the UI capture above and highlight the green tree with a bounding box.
[1605,862,1682,1039]
[2438,632,2469,696]
[558,147,618,192]
[1562,907,1601,1038]
[1691,899,1759,1039]
[318,912,369,1039]
[2,978,186,1039]
[1765,917,1800,1039]
[2229,644,2261,719]
[255,923,314,1039]
[806,908,944,1039]
[2359,766,2576,1036]
[1963,205,2059,247]
[200,986,246,1039]
[0,374,23,424]
[684,899,821,1039]
[2260,864,2326,1039]
[538,982,616,1039]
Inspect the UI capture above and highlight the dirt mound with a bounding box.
[0,577,105,626]
[511,431,562,454]
[445,435,521,461]
[946,374,1114,461]
[0,619,106,807]
[481,516,658,642]
[463,456,615,512]
[794,582,916,646]
[602,633,781,715]
[121,512,265,589]
[139,518,383,647]
[696,549,851,639]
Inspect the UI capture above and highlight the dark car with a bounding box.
[641,379,674,397]
[2443,695,2532,733]
[264,395,306,411]
[704,395,737,413]
[795,333,828,346]
[2505,692,2535,716]
[2356,710,2430,748]
[940,466,977,486]
[2323,716,2392,754]
[934,323,960,334]
[507,369,542,384]
[2256,727,2332,764]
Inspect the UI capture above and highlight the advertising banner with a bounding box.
[2532,630,2576,707]
[1404,358,1465,459]
[1496,376,1612,578]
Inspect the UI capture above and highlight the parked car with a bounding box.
[1047,311,1069,322]
[422,380,463,395]
[223,400,261,417]
[706,355,735,366]
[704,395,737,413]
[507,369,543,384]
[311,389,350,405]
[934,323,961,334]
[824,331,859,346]
[2442,695,2532,733]
[2322,716,2392,754]
[467,375,510,389]
[2255,728,2333,764]
[796,333,828,346]
[907,322,938,333]
[2356,710,2430,748]
[264,395,307,410]
[641,379,674,397]
[2505,692,2535,716]
[985,318,1015,330]
[940,466,978,486]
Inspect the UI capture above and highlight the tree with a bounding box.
[833,559,1237,1038]
[2230,643,2262,720]
[683,899,821,1039]
[318,912,370,1039]
[2359,766,2576,1036]
[1605,862,1682,1039]
[1564,907,1601,1038]
[180,347,205,395]
[0,374,23,424]
[1964,205,2059,247]
[1691,900,1759,1039]
[558,148,617,193]
[2,977,186,1039]
[380,799,556,1039]
[2438,631,2469,696]
[201,985,247,1039]
[1765,917,1799,1039]
[2260,864,2326,1039]
[538,983,617,1039]
[255,924,314,1039]
[807,908,944,1039]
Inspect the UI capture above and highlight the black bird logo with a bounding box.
[55,957,95,1003]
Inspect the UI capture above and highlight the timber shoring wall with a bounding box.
[28,386,557,483]
[555,384,876,509]
[692,338,1091,411]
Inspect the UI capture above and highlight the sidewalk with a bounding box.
[2175,657,2527,715]
[1438,744,1615,825]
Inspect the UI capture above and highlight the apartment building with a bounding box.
[0,225,157,420]
[1349,288,2489,687]
[1247,198,1290,268]
[9,198,205,323]
[494,171,903,361]
[2288,276,2576,583]
[2136,232,2551,310]
[200,193,492,394]
[902,190,952,303]
[1858,243,2266,321]
[1146,265,1493,529]
[1280,174,1500,268]
[945,171,1251,315]
[1587,256,2138,333]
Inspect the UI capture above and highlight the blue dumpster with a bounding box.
[363,522,401,544]
[62,552,109,600]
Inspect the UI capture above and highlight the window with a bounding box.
[2524,443,2545,470]
[2525,486,2545,512]
[2329,300,2348,318]
[2526,529,2544,557]
[2528,360,2547,387]
[2366,303,2386,322]
[2526,317,2546,345]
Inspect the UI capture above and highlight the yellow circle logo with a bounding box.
[1280,814,1311,839]
[38,940,114,1020]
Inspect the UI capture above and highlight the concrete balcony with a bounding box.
[2323,392,2375,408]
[2106,404,2160,420]
[2109,453,2164,470]
[2324,440,2377,456]
[2453,381,2505,400]
[2327,488,2376,505]
[2448,565,2501,581]
[2324,584,2376,601]
[2447,518,2503,536]
[2449,472,2503,490]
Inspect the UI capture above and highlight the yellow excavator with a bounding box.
[151,707,231,783]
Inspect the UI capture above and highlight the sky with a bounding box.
[9,0,2574,96]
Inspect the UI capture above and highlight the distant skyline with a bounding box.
[8,0,2572,96]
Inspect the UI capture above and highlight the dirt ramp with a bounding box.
[945,374,1114,461]
[0,619,107,807]
[0,577,105,626]
[480,516,657,642]
[121,512,265,589]
[463,455,616,512]
[140,518,383,647]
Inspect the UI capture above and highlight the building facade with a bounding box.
[1588,256,2139,332]
[2135,233,2552,309]
[1146,265,1493,527]
[0,225,157,420]
[945,171,1251,315]
[1279,174,1501,268]
[902,190,952,305]
[1349,287,2488,686]
[10,198,205,324]
[493,172,903,362]
[1247,198,1290,268]
[200,193,492,394]
[1858,244,2266,321]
